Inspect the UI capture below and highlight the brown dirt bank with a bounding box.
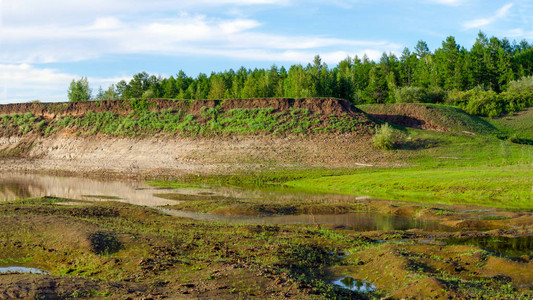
[0,98,386,177]
[0,97,361,118]
[361,103,450,131]
[0,133,396,179]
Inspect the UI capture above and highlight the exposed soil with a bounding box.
[0,132,400,179]
[1,199,532,299]
[0,98,360,119]
[0,274,161,300]
[0,98,392,178]
[362,104,451,131]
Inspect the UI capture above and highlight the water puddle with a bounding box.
[159,208,449,231]
[332,276,376,292]
[0,266,49,274]
[445,236,533,259]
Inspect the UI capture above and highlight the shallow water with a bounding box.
[0,266,48,274]
[446,236,533,258]
[159,208,448,231]
[0,172,445,231]
[332,276,376,292]
[0,173,177,206]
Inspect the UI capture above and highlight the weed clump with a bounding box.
[372,123,403,150]
[89,231,122,255]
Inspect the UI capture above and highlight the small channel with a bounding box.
[0,266,49,275]
[159,208,449,231]
[332,276,376,292]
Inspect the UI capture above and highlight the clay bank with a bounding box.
[0,98,384,178]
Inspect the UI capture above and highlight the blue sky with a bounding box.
[1,0,532,103]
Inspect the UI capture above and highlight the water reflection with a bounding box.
[446,236,533,258]
[0,180,35,201]
[332,276,376,292]
[159,208,448,231]
[0,173,176,206]
[0,266,49,274]
[0,173,452,231]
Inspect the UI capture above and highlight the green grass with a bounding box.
[1,107,370,137]
[285,165,533,209]
[487,107,533,141]
[358,103,497,135]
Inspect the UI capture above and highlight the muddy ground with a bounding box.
[0,195,532,299]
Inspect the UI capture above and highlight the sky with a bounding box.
[1,0,532,103]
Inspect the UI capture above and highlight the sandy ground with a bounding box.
[0,133,390,178]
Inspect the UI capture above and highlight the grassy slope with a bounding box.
[487,106,533,141]
[358,103,497,135]
[141,103,533,210]
[285,105,533,210]
[0,107,371,138]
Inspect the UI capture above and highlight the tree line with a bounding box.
[69,32,533,116]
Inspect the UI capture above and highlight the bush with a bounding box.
[426,86,446,103]
[446,88,532,118]
[506,76,533,93]
[372,123,398,150]
[394,86,446,104]
[463,90,503,118]
[394,86,426,103]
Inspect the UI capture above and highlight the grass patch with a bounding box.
[285,165,533,209]
[1,106,371,138]
[358,103,498,135]
[487,107,533,142]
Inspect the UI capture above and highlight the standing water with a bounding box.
[1,173,447,231]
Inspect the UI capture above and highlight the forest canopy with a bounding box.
[81,32,533,117]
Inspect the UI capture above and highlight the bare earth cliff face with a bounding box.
[0,98,385,178]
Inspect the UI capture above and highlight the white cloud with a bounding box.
[0,12,399,64]
[0,0,405,102]
[0,64,128,103]
[463,3,514,30]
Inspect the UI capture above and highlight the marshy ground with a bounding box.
[0,181,532,299]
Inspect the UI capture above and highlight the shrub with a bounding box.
[372,123,397,150]
[463,90,503,118]
[394,86,426,103]
[425,86,446,103]
[506,76,533,93]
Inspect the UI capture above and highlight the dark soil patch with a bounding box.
[370,114,449,131]
[89,231,122,255]
[0,274,159,299]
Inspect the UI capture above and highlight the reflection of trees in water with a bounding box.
[477,237,533,257]
[0,181,38,201]
[338,276,375,292]
[447,236,533,258]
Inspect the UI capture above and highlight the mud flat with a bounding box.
[1,194,532,299]
[1,174,532,298]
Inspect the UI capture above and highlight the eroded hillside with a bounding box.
[0,98,387,178]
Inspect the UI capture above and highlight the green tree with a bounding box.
[434,36,460,89]
[67,77,92,102]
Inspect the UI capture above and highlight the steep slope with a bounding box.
[0,98,384,178]
[358,103,497,135]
